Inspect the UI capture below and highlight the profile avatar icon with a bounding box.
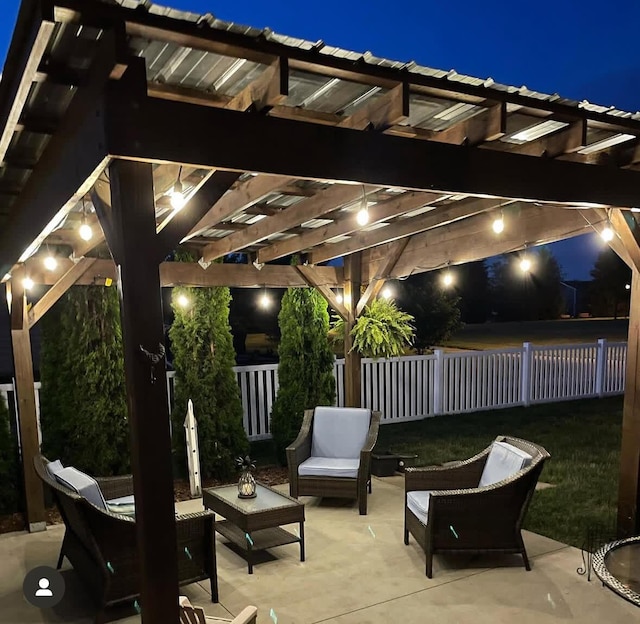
[35,578,53,597]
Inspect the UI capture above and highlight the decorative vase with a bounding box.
[238,469,257,498]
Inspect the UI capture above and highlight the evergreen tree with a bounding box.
[40,286,129,475]
[396,272,462,352]
[169,286,248,479]
[456,261,490,323]
[0,393,19,513]
[589,248,631,318]
[270,288,335,464]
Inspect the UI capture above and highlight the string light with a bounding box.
[625,283,631,290]
[170,166,186,210]
[43,254,58,271]
[177,294,190,308]
[22,276,34,290]
[381,286,393,299]
[600,226,614,242]
[492,212,504,234]
[442,270,454,287]
[356,184,369,226]
[79,198,93,241]
[520,257,532,273]
[335,290,343,304]
[259,286,271,309]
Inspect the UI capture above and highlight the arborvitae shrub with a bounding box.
[169,285,248,480]
[40,286,129,475]
[270,288,335,464]
[0,393,19,513]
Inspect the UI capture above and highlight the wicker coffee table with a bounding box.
[203,482,305,574]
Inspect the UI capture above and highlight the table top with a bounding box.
[593,536,640,607]
[203,482,301,516]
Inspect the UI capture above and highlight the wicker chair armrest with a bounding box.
[405,451,488,492]
[96,475,134,500]
[286,409,314,466]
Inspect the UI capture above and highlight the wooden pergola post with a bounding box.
[344,253,362,407]
[8,270,46,532]
[618,265,640,536]
[107,159,178,624]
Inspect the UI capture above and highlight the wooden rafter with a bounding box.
[309,197,503,264]
[257,190,444,263]
[365,204,593,280]
[225,58,288,112]
[610,208,640,272]
[185,174,292,240]
[28,257,97,328]
[356,239,408,316]
[202,184,369,262]
[338,83,409,130]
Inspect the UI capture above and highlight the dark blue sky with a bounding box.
[2,0,639,280]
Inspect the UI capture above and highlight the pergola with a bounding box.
[2,0,640,621]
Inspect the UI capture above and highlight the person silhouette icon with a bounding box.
[35,578,53,597]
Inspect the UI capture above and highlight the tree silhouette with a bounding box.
[589,248,631,318]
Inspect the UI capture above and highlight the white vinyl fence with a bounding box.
[0,339,627,444]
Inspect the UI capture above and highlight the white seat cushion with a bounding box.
[54,467,107,511]
[46,459,64,479]
[479,441,533,488]
[407,490,431,525]
[298,456,360,478]
[311,407,371,459]
[106,495,135,517]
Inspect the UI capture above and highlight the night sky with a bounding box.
[2,0,639,280]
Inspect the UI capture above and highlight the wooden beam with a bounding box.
[338,83,409,130]
[25,258,343,288]
[202,184,367,262]
[618,266,640,537]
[258,190,444,263]
[28,258,97,328]
[185,174,292,239]
[107,94,640,208]
[610,208,640,272]
[344,253,362,408]
[385,102,505,145]
[309,196,502,264]
[225,58,288,112]
[356,239,408,315]
[0,6,55,165]
[147,81,232,108]
[0,31,121,276]
[295,265,348,321]
[369,204,592,280]
[109,159,179,624]
[9,268,46,531]
[155,171,241,260]
[268,105,343,126]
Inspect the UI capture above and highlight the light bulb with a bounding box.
[260,293,271,309]
[43,255,58,271]
[381,287,392,299]
[170,180,186,210]
[177,294,189,308]
[79,222,93,241]
[520,257,532,272]
[600,227,614,242]
[23,277,34,290]
[336,293,343,304]
[442,271,453,287]
[492,217,504,234]
[625,283,631,290]
[356,207,369,226]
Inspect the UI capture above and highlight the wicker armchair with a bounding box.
[286,407,381,515]
[34,455,218,623]
[404,436,549,577]
[179,596,257,624]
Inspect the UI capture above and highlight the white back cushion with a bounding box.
[46,459,64,479]
[311,407,371,459]
[479,441,533,488]
[55,466,107,510]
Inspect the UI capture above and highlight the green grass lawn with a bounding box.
[375,396,623,548]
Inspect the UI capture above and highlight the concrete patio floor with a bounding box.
[0,476,636,624]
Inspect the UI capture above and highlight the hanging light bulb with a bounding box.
[381,286,393,299]
[442,271,454,287]
[22,276,34,290]
[43,255,58,271]
[520,257,532,272]
[259,287,271,309]
[335,291,343,304]
[356,184,369,226]
[492,215,504,234]
[170,166,186,210]
[79,221,93,241]
[625,283,631,290]
[177,294,190,308]
[600,226,614,242]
